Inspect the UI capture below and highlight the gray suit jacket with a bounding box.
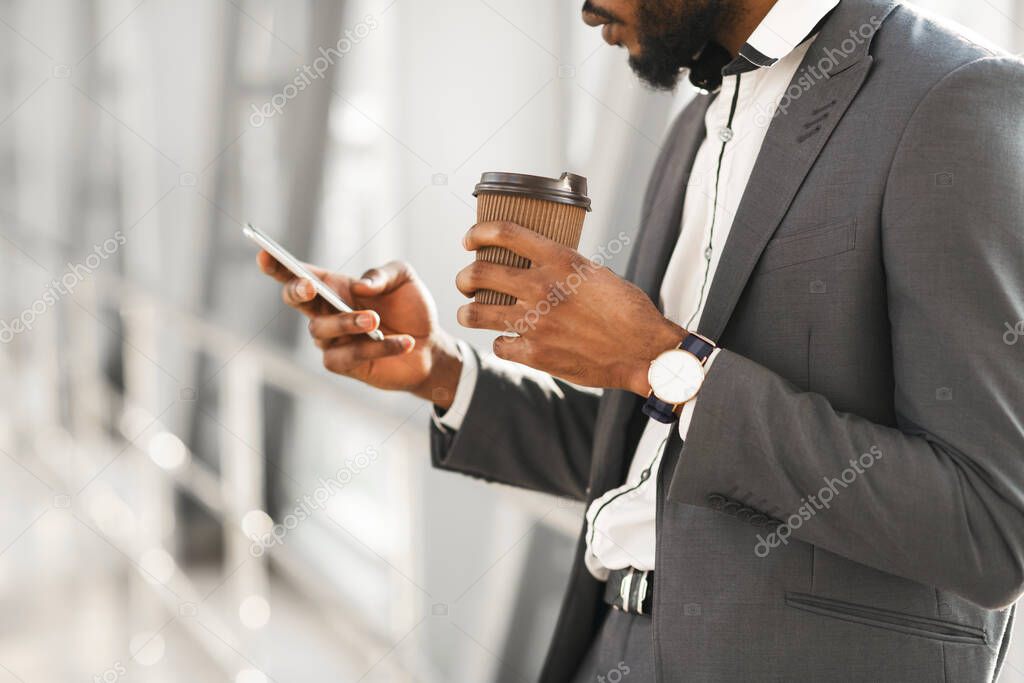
[431,1,1024,680]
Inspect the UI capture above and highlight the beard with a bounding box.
[630,0,738,90]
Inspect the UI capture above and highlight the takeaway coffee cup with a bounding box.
[472,171,592,305]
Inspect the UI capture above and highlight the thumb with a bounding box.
[351,260,414,296]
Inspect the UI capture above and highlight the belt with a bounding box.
[604,568,654,615]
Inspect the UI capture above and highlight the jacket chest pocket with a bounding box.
[759,219,857,273]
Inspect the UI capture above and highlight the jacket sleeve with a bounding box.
[430,344,600,500]
[671,56,1024,609]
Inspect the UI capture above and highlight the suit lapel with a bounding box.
[696,0,899,342]
[591,0,901,496]
[630,97,712,303]
[588,97,710,495]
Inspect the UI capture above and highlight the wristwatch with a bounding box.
[642,332,717,423]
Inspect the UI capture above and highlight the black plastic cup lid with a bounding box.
[473,171,591,211]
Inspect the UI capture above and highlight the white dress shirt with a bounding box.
[437,0,839,581]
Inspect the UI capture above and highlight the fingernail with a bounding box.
[357,313,374,328]
[400,336,413,350]
[301,282,314,298]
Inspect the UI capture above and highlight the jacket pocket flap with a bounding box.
[785,592,989,646]
[759,220,857,272]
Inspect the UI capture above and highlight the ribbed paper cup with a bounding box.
[473,172,591,305]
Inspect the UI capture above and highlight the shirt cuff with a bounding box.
[431,340,478,432]
[678,347,721,440]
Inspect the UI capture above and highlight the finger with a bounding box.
[257,250,331,283]
[455,261,536,301]
[315,335,354,351]
[457,303,521,333]
[308,311,380,340]
[351,260,415,297]
[283,278,317,308]
[257,250,291,281]
[322,335,414,374]
[463,221,570,265]
[493,334,532,364]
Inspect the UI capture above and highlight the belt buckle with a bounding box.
[618,568,650,615]
[635,570,650,615]
[618,569,634,612]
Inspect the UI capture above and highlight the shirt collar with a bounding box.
[688,0,840,92]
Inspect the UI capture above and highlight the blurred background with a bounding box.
[0,0,1021,681]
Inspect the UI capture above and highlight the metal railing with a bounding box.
[0,258,583,680]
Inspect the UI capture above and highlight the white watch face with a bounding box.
[648,349,705,405]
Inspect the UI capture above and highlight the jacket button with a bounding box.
[707,494,726,510]
[736,507,754,522]
[723,502,741,516]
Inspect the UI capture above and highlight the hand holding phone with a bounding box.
[249,223,459,403]
[243,223,384,341]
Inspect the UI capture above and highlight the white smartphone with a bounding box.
[243,223,384,341]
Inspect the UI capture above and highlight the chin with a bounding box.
[622,43,642,60]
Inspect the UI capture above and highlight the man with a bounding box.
[259,0,1024,679]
